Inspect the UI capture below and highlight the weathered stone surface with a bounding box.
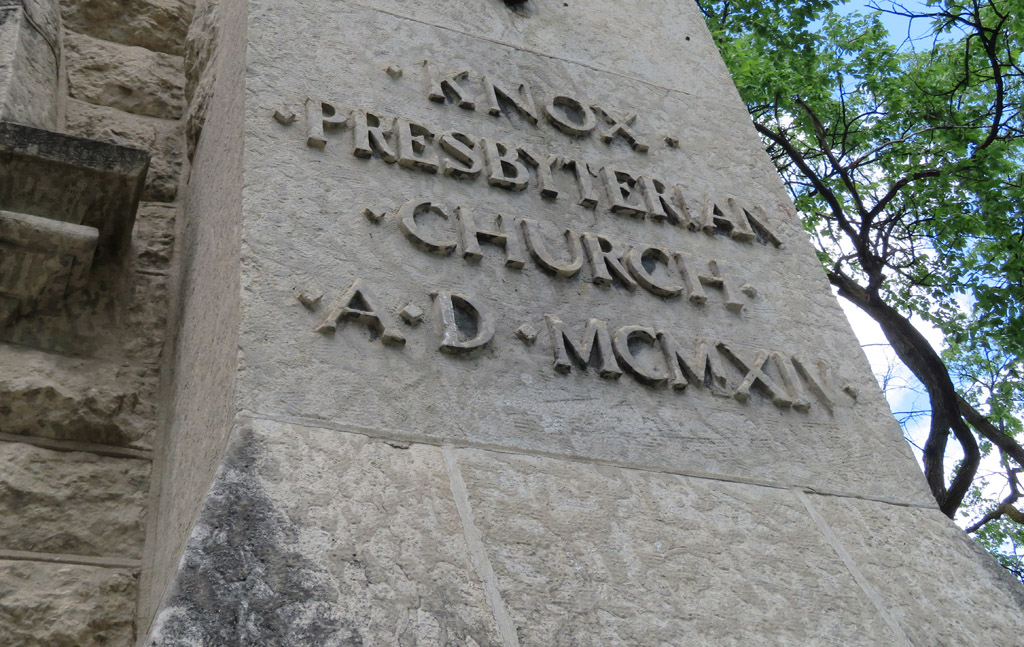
[61,0,193,56]
[131,202,177,272]
[182,0,218,159]
[0,345,158,448]
[455,448,903,646]
[0,443,149,558]
[0,1,60,129]
[66,99,183,203]
[138,0,244,621]
[812,494,1024,646]
[0,120,149,256]
[66,31,185,119]
[236,0,931,505]
[0,560,136,647]
[149,419,503,646]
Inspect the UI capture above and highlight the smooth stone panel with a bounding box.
[336,0,725,93]
[454,448,904,646]
[148,418,504,646]
[811,494,1024,646]
[0,443,149,558]
[239,0,931,505]
[0,560,137,647]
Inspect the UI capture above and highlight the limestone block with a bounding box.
[0,560,136,647]
[0,443,149,558]
[0,210,97,324]
[0,121,149,256]
[122,270,170,362]
[61,0,193,56]
[236,1,932,506]
[0,333,160,448]
[66,31,185,119]
[131,202,177,272]
[454,448,904,646]
[0,0,60,129]
[148,419,504,646]
[182,0,218,158]
[0,368,153,447]
[66,99,183,203]
[811,495,1024,646]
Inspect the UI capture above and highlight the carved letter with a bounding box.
[561,158,599,209]
[745,205,784,248]
[673,252,708,305]
[483,76,539,125]
[481,138,529,191]
[423,61,476,110]
[624,246,685,297]
[717,343,794,408]
[581,232,637,291]
[438,131,483,179]
[697,195,755,242]
[395,118,440,173]
[639,177,694,227]
[432,291,494,354]
[791,355,836,414]
[398,199,457,255]
[600,167,647,217]
[315,278,405,346]
[770,352,812,412]
[698,260,744,313]
[613,326,668,386]
[304,98,347,149]
[351,109,397,162]
[591,106,648,152]
[455,206,525,268]
[544,315,621,378]
[544,96,597,136]
[657,332,731,395]
[521,219,584,278]
[516,147,560,199]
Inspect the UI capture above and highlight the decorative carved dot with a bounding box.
[515,323,538,344]
[399,304,424,325]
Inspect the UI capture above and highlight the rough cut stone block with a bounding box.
[0,346,157,448]
[131,202,177,272]
[455,448,903,647]
[0,560,136,647]
[66,99,182,203]
[811,494,1024,646]
[61,0,193,56]
[66,31,185,119]
[0,443,149,558]
[149,419,503,646]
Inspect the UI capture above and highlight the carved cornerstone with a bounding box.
[147,1,1024,646]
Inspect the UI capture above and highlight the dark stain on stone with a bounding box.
[148,426,364,646]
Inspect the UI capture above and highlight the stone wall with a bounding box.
[0,0,190,642]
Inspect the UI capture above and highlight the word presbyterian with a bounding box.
[301,100,782,249]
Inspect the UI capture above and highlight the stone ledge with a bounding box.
[0,121,149,256]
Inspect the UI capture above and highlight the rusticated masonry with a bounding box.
[0,0,189,643]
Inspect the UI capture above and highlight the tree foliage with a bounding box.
[695,0,1024,575]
